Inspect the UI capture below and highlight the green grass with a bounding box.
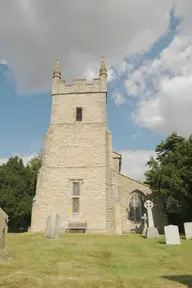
[0,233,192,287]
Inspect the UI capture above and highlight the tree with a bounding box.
[27,151,43,197]
[28,151,43,173]
[0,152,42,232]
[145,133,192,224]
[0,156,31,231]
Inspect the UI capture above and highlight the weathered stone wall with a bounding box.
[105,129,114,233]
[118,174,151,233]
[112,152,121,173]
[31,166,107,232]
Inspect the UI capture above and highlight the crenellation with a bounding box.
[59,78,101,86]
[92,78,100,85]
[52,77,107,95]
[59,80,67,84]
[72,79,86,85]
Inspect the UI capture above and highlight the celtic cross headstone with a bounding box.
[144,200,159,238]
[144,200,154,227]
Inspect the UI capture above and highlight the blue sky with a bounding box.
[0,69,51,158]
[0,1,191,179]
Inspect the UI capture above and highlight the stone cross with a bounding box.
[144,200,154,228]
[142,213,148,229]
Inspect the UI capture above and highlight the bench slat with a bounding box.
[68,222,87,229]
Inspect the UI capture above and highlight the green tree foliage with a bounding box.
[145,133,192,222]
[0,153,42,232]
[28,151,43,173]
[27,151,43,197]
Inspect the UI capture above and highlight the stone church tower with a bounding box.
[30,57,166,234]
[31,57,118,233]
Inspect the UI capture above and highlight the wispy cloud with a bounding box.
[112,92,125,106]
[121,150,155,181]
[0,56,7,65]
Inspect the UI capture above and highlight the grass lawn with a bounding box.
[0,233,192,288]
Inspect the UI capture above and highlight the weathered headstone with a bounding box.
[0,208,8,249]
[144,200,159,238]
[0,207,10,264]
[0,207,8,234]
[45,213,61,239]
[184,222,192,240]
[164,225,180,245]
[142,213,148,236]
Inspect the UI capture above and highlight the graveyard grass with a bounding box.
[1,233,192,288]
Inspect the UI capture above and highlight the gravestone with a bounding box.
[144,200,159,238]
[45,213,61,239]
[184,222,192,240]
[164,225,180,245]
[0,207,10,264]
[0,208,8,249]
[142,213,148,236]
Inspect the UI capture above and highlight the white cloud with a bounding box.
[112,92,125,106]
[0,153,36,166]
[123,35,192,137]
[0,56,7,65]
[131,133,138,139]
[107,68,116,83]
[0,158,8,165]
[174,0,192,36]
[121,150,155,181]
[125,79,139,96]
[0,0,177,93]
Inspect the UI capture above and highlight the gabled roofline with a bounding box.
[118,173,150,188]
[0,207,8,219]
[113,151,122,157]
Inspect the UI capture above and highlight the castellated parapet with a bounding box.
[52,78,106,96]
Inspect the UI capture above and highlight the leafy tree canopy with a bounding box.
[145,133,192,221]
[0,152,42,232]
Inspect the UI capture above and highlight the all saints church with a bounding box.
[30,57,165,234]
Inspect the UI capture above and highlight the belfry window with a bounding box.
[76,107,82,121]
[72,182,80,213]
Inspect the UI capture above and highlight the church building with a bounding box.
[30,57,164,234]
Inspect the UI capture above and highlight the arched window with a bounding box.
[127,191,146,223]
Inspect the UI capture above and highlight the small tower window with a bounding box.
[76,107,82,121]
[72,182,80,213]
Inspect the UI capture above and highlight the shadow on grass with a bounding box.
[158,239,166,244]
[141,235,166,244]
[162,275,192,287]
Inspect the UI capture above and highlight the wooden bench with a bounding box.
[67,222,87,233]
